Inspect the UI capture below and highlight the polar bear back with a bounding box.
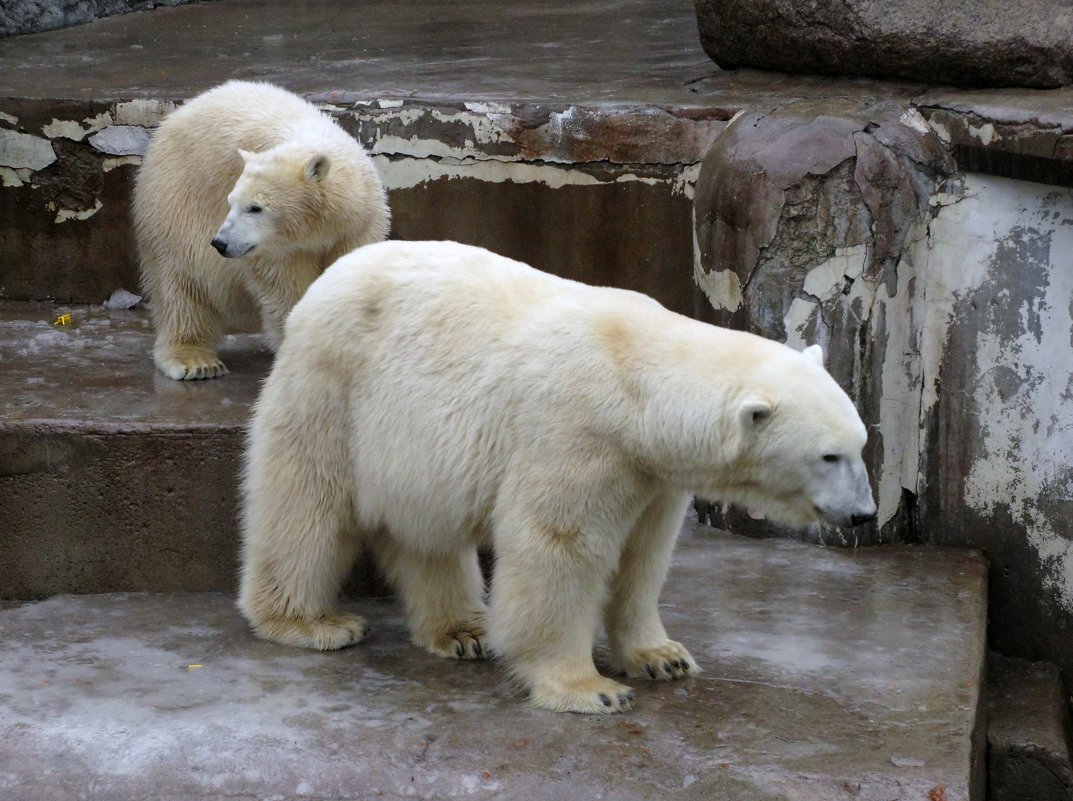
[263,240,872,541]
[273,241,644,546]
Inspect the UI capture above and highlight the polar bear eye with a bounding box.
[247,204,263,214]
[822,454,842,464]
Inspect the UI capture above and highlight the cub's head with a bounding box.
[723,344,876,530]
[210,146,332,259]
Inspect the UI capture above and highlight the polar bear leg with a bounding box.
[149,265,228,380]
[605,490,698,680]
[238,502,367,651]
[488,511,636,714]
[372,538,488,659]
[238,410,367,651]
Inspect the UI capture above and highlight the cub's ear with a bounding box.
[304,154,331,182]
[237,148,254,163]
[803,344,825,367]
[738,397,772,429]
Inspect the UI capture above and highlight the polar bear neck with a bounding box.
[618,316,786,494]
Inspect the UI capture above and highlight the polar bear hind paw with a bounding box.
[155,345,228,380]
[254,612,369,651]
[617,640,699,681]
[529,675,636,714]
[419,622,489,660]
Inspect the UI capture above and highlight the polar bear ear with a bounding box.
[304,154,331,182]
[803,344,825,367]
[237,148,254,163]
[738,398,772,429]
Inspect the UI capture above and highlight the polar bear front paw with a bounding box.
[253,612,370,651]
[616,640,699,681]
[529,675,637,714]
[418,621,489,660]
[155,346,229,381]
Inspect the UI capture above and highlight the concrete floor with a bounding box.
[0,524,986,801]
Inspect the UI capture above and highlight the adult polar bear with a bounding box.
[133,81,389,380]
[240,240,876,714]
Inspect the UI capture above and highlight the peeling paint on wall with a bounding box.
[112,99,175,128]
[0,130,57,171]
[102,156,141,172]
[53,199,103,223]
[914,173,1073,611]
[374,154,690,195]
[89,126,150,157]
[42,112,112,142]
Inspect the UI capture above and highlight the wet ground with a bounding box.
[0,523,986,801]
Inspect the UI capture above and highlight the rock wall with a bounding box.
[694,100,1073,667]
[1,1,215,37]
[694,0,1073,89]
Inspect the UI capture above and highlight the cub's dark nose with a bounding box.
[850,511,877,526]
[210,237,227,255]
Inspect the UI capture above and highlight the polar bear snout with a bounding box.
[808,455,877,529]
[210,223,255,259]
[814,502,877,529]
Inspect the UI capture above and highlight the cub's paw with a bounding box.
[529,675,637,714]
[616,640,699,681]
[156,346,228,381]
[254,612,369,651]
[419,620,489,660]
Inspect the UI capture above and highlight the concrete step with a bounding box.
[0,522,987,801]
[987,653,1073,801]
[0,301,268,597]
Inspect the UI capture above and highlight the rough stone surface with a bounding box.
[694,0,1073,89]
[988,653,1073,801]
[0,525,988,800]
[693,99,955,545]
[0,0,214,37]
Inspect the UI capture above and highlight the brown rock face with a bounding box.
[694,0,1073,89]
[693,99,956,544]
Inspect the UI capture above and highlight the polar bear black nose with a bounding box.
[850,511,877,526]
[210,237,227,255]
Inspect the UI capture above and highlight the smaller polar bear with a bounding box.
[239,241,876,714]
[133,80,389,380]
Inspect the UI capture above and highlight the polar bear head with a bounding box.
[718,343,876,530]
[210,146,332,259]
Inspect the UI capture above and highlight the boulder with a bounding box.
[694,0,1073,89]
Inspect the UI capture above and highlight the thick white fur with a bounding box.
[133,80,389,380]
[239,241,875,714]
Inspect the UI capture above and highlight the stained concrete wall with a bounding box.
[0,98,713,313]
[919,174,1073,666]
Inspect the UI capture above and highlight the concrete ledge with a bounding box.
[0,523,987,801]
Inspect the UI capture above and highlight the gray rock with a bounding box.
[694,0,1073,89]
